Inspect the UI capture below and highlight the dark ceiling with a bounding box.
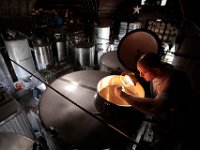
[0,0,198,35]
[35,0,123,13]
[34,0,199,26]
[34,0,125,19]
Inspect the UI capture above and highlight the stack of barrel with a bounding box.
[93,25,111,68]
[118,22,128,41]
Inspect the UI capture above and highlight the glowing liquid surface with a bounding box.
[99,85,130,106]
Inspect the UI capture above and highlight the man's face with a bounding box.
[137,63,155,82]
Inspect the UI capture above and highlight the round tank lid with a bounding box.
[117,29,161,71]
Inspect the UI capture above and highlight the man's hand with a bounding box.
[114,86,135,97]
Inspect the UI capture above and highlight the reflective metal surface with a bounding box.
[4,38,36,79]
[54,33,68,62]
[127,22,142,33]
[0,132,34,150]
[100,51,129,73]
[94,26,110,40]
[74,42,95,69]
[39,70,129,149]
[33,43,54,70]
[55,40,67,62]
[94,26,110,52]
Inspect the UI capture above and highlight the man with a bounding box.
[116,52,192,149]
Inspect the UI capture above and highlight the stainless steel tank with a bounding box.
[127,22,142,33]
[94,25,110,52]
[93,26,110,68]
[54,33,68,62]
[74,42,95,69]
[33,40,54,70]
[39,70,139,149]
[4,38,36,80]
[118,22,128,40]
[94,48,104,67]
[0,132,35,150]
[99,51,129,73]
[55,40,67,62]
[94,26,110,40]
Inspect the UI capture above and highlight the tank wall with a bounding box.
[33,44,54,70]
[74,42,95,69]
[4,38,37,79]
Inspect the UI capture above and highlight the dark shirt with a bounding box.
[149,67,192,142]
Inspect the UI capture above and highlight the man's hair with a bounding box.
[137,52,162,69]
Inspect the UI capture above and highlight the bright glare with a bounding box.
[141,0,146,5]
[124,75,135,86]
[64,83,78,92]
[156,19,162,22]
[161,0,167,6]
[163,52,175,64]
[37,83,46,91]
[141,0,167,6]
[163,44,175,64]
